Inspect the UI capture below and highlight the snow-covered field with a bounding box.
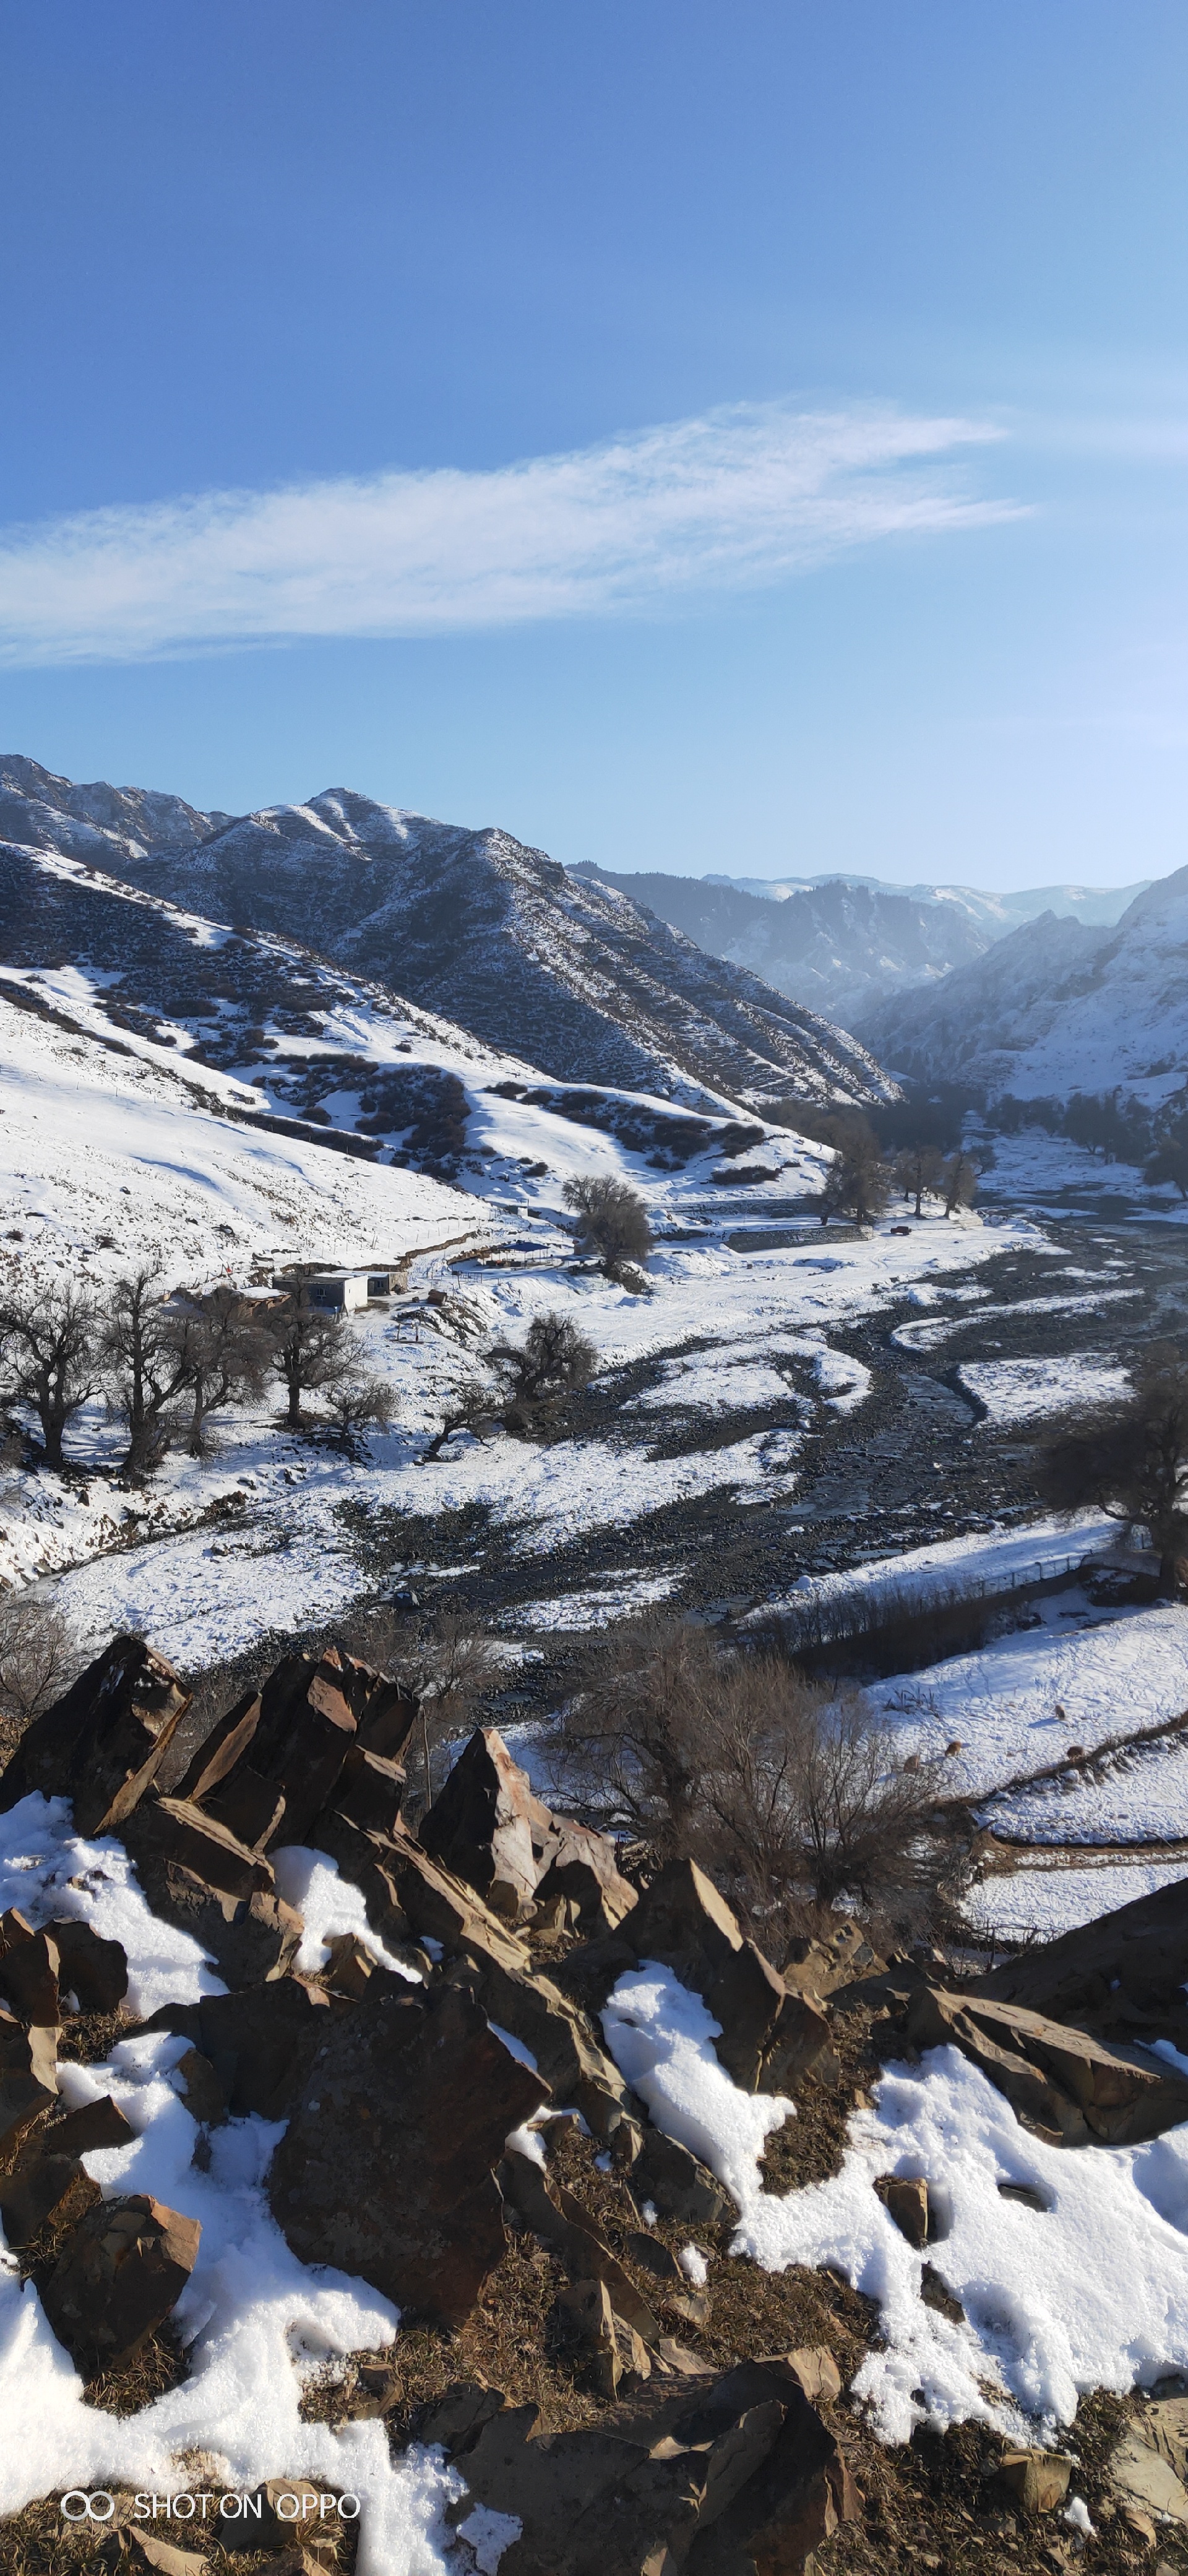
[957,1353,1132,1425]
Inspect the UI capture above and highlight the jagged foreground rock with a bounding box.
[6,1630,1188,2564]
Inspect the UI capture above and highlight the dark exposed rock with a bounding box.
[623,1861,794,2092]
[140,1977,343,2122]
[0,1917,60,2026]
[0,1635,190,1836]
[879,2175,930,2248]
[421,1727,637,1929]
[421,1726,566,1912]
[48,1917,129,2015]
[268,1979,548,2326]
[533,1834,639,1936]
[632,2127,731,2229]
[0,2150,100,2247]
[0,2003,59,2166]
[977,1874,1188,2041]
[431,2355,859,2576]
[907,1986,1188,2146]
[468,1950,630,2138]
[41,2192,201,2371]
[325,1744,407,1839]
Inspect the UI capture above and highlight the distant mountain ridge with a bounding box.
[856,865,1188,1104]
[568,858,1153,1027]
[699,868,1150,930]
[0,760,891,1112]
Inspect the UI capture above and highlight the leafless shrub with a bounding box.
[0,1593,77,1760]
[327,1373,397,1434]
[553,1610,959,1946]
[489,1310,597,1430]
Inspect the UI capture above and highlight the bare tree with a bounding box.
[1035,1344,1188,1594]
[163,1287,274,1456]
[270,1290,359,1430]
[941,1149,980,1214]
[562,1175,653,1278]
[0,1593,77,1760]
[101,1271,192,1476]
[1145,1136,1188,1200]
[0,1282,98,1471]
[419,1377,495,1463]
[817,1113,892,1227]
[893,1142,945,1218]
[489,1310,597,1432]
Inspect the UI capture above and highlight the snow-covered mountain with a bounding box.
[0,751,229,865]
[857,865,1188,1104]
[0,840,815,1214]
[570,865,993,1026]
[700,868,1149,930]
[3,763,890,1111]
[569,861,1153,1027]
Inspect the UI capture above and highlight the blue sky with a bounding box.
[1,1,1185,888]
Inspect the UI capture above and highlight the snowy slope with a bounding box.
[0,839,815,1212]
[855,873,1188,1104]
[11,763,893,1109]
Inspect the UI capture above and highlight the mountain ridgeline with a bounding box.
[0,759,891,1113]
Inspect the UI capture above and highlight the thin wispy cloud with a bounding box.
[0,403,1020,665]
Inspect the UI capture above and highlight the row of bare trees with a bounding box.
[814,1112,983,1227]
[0,1274,394,1479]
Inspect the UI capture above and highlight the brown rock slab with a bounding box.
[908,1987,1188,2146]
[623,1859,790,2091]
[0,1635,190,1835]
[785,2346,843,2406]
[368,1821,535,1967]
[201,1765,287,1853]
[172,2047,228,2124]
[41,2192,200,2371]
[0,1922,59,2026]
[269,1979,547,2327]
[50,1917,129,2014]
[1111,2400,1188,2524]
[978,1874,1188,2031]
[47,2093,137,2156]
[880,2176,930,2248]
[140,1977,340,2121]
[784,1922,885,1999]
[118,2531,210,2576]
[533,1827,639,1935]
[319,1932,376,1998]
[324,1744,407,1839]
[122,1800,303,1990]
[997,2449,1072,2515]
[471,1950,630,2137]
[421,1726,558,1909]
